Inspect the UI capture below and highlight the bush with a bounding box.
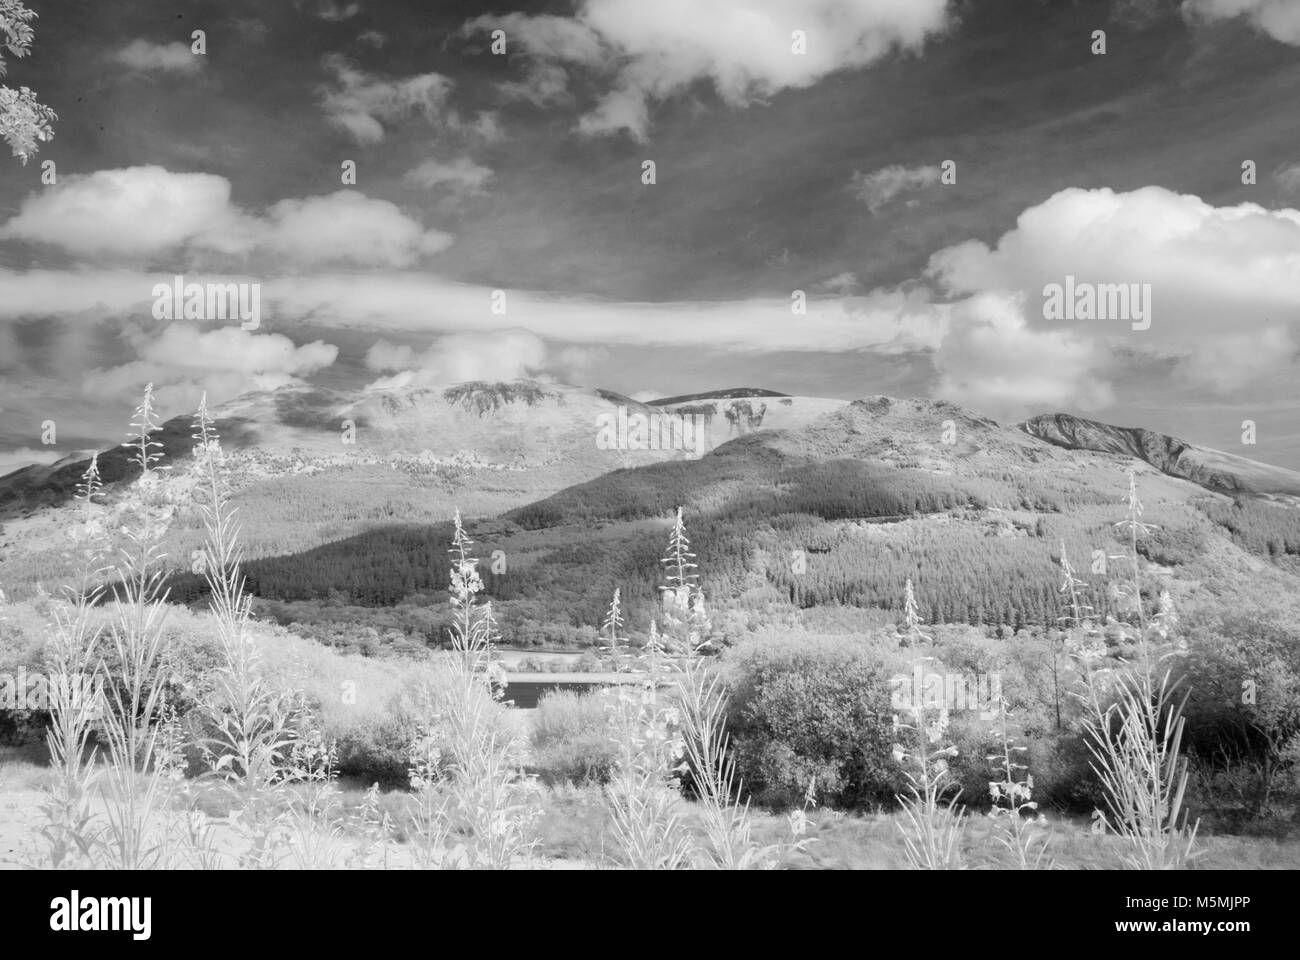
[723,635,903,809]
[529,690,617,785]
[269,639,511,788]
[0,597,50,744]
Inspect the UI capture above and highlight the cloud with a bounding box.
[364,329,549,388]
[292,0,363,21]
[261,191,454,265]
[0,167,239,257]
[820,272,860,293]
[850,164,941,213]
[1275,161,1300,193]
[233,19,269,45]
[0,167,452,267]
[404,157,494,196]
[466,14,604,106]
[926,186,1300,340]
[465,0,952,140]
[497,62,574,107]
[0,269,190,318]
[0,447,63,477]
[932,292,1114,418]
[1184,0,1300,44]
[83,323,338,412]
[260,275,947,356]
[112,40,203,75]
[316,1,362,21]
[318,55,455,144]
[923,185,1300,408]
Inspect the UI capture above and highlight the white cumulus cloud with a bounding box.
[0,167,452,267]
[466,0,951,140]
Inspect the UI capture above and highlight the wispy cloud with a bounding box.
[850,164,942,214]
[112,39,202,75]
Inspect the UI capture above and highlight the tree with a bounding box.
[1,0,56,164]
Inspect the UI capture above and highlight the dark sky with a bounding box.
[2,0,1299,470]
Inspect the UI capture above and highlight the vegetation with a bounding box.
[1,388,1298,870]
[0,0,56,164]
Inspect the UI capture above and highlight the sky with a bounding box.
[1,0,1299,473]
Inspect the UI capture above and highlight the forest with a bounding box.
[143,448,1300,655]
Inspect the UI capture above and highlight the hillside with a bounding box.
[0,381,839,593]
[6,387,1300,649]
[140,395,1300,653]
[1020,413,1300,502]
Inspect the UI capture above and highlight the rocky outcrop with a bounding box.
[1019,413,1248,494]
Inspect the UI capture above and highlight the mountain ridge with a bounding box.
[1019,412,1300,501]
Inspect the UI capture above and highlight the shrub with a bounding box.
[529,689,617,785]
[1178,610,1300,822]
[0,596,50,744]
[724,634,902,808]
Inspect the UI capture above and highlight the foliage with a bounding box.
[724,634,901,808]
[529,689,618,785]
[0,0,55,163]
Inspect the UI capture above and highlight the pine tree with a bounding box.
[900,577,932,647]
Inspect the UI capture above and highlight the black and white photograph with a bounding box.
[0,0,1295,916]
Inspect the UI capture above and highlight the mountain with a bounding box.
[648,388,791,404]
[7,386,1300,645]
[0,380,839,591]
[1019,413,1300,503]
[139,394,1300,651]
[653,392,848,440]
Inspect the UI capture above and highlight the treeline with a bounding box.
[1198,497,1300,559]
[509,452,985,529]
[165,524,455,607]
[155,453,1222,647]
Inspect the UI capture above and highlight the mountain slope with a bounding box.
[167,395,1300,649]
[0,380,835,592]
[1019,413,1300,502]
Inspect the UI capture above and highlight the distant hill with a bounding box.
[0,381,837,592]
[6,386,1300,645]
[142,394,1300,647]
[648,388,791,405]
